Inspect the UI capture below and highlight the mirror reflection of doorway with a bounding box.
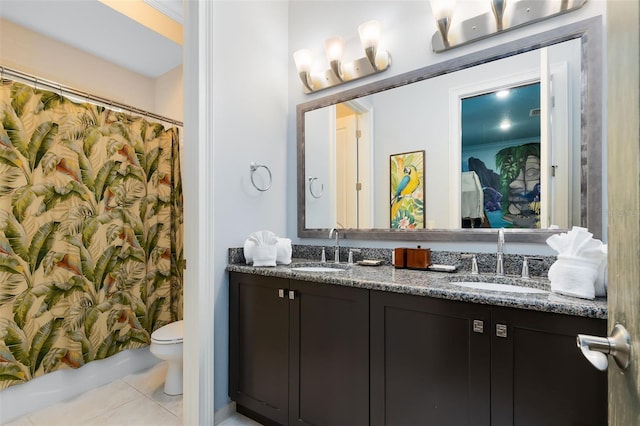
[335,102,372,228]
[461,82,542,228]
[453,49,574,230]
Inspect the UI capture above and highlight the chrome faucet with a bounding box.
[496,228,505,276]
[329,227,340,263]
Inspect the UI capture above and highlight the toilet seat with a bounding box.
[151,320,184,345]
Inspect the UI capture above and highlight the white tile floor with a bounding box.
[5,362,261,426]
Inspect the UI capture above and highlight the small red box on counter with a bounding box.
[406,247,431,270]
[394,248,407,268]
[394,246,431,269]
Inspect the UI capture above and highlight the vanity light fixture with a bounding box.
[293,20,391,94]
[496,89,510,99]
[431,0,588,53]
[430,0,457,49]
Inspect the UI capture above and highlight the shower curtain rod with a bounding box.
[0,65,183,127]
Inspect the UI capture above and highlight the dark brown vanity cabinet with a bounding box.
[231,272,606,425]
[490,307,607,426]
[370,290,492,426]
[370,290,607,426]
[229,272,369,426]
[229,273,289,424]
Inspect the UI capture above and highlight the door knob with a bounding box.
[576,324,631,371]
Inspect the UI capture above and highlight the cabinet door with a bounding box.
[370,291,491,426]
[288,280,369,426]
[229,272,290,425]
[491,307,607,426]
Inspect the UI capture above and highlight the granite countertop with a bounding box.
[227,259,607,319]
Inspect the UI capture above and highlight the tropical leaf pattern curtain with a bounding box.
[0,80,183,390]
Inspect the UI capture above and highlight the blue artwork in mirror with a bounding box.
[461,82,541,229]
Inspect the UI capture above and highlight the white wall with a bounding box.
[305,106,334,228]
[211,0,289,411]
[287,0,606,254]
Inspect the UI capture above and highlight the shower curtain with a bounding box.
[0,80,184,390]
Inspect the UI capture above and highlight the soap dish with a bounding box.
[357,259,384,266]
[427,264,458,273]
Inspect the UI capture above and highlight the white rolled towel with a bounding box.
[243,239,254,264]
[245,230,279,267]
[593,244,608,297]
[252,245,277,267]
[276,238,292,265]
[548,254,599,299]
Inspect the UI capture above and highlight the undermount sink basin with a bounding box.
[452,281,548,294]
[291,266,346,272]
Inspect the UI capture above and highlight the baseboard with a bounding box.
[214,401,236,425]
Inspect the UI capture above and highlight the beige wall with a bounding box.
[155,64,183,121]
[0,18,182,121]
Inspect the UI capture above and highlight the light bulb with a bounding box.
[293,49,313,73]
[358,20,381,50]
[324,37,345,62]
[430,0,457,21]
[500,119,511,130]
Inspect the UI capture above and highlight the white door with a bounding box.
[336,114,359,228]
[335,102,373,229]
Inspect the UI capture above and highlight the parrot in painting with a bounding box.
[391,165,420,206]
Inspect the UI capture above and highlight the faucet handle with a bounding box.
[521,256,544,279]
[461,254,479,275]
[521,257,530,279]
[471,255,478,275]
[348,249,362,265]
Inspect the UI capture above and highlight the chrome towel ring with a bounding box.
[250,162,272,192]
[308,176,324,199]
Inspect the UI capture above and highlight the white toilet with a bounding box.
[150,320,184,395]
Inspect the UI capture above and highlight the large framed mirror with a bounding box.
[297,17,602,243]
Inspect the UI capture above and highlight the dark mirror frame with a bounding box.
[297,17,602,243]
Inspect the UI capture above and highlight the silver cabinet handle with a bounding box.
[288,290,296,300]
[278,289,285,298]
[577,324,631,371]
[473,320,484,333]
[496,323,508,338]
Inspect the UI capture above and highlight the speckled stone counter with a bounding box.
[227,259,607,319]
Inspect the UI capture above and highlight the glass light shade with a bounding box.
[358,20,381,50]
[324,36,345,62]
[293,49,313,73]
[430,0,457,21]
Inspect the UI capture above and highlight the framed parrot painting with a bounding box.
[390,150,425,229]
